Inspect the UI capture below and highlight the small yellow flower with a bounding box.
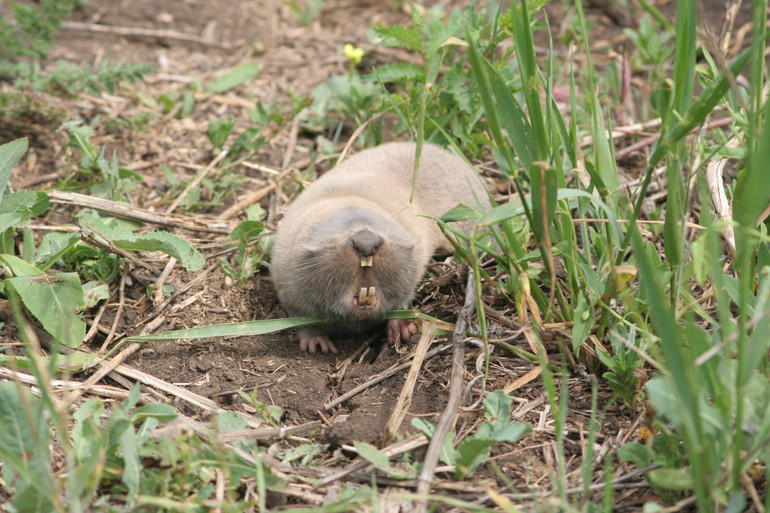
[344,43,364,66]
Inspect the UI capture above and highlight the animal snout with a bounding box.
[348,229,384,258]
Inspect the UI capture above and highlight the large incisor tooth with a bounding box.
[360,256,373,267]
[367,287,376,304]
[358,287,367,304]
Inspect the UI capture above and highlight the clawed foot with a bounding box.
[386,318,416,343]
[299,327,338,354]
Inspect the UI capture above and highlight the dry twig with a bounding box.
[60,21,235,49]
[48,190,234,234]
[383,322,436,444]
[415,269,476,509]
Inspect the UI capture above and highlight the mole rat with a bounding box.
[271,142,490,354]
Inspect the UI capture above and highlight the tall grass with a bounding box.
[464,0,770,510]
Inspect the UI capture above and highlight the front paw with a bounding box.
[299,327,338,354]
[386,318,416,343]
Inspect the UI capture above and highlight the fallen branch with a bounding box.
[383,322,436,444]
[48,190,234,234]
[416,269,476,509]
[60,21,234,49]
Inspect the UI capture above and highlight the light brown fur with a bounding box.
[271,142,490,353]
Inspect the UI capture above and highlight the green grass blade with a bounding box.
[509,0,547,161]
[622,37,761,263]
[631,229,710,511]
[467,38,517,177]
[126,317,346,342]
[125,310,440,342]
[648,40,759,168]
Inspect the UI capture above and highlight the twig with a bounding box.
[578,118,662,148]
[83,301,108,344]
[109,356,262,426]
[705,136,739,259]
[281,117,301,172]
[167,151,227,215]
[48,190,234,234]
[571,217,706,231]
[64,341,141,409]
[152,257,178,306]
[218,182,277,220]
[614,135,657,160]
[497,464,659,501]
[15,171,65,188]
[217,421,323,443]
[131,262,220,332]
[81,223,158,273]
[60,21,234,49]
[383,322,436,445]
[99,265,128,352]
[332,332,380,383]
[323,342,453,411]
[415,269,476,509]
[338,111,387,164]
[719,0,743,58]
[0,367,131,401]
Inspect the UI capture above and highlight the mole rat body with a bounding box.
[271,142,490,353]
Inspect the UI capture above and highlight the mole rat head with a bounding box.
[296,208,420,321]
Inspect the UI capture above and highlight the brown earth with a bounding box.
[1,0,756,508]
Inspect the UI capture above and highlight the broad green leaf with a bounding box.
[354,441,416,479]
[489,422,531,444]
[0,382,56,513]
[483,390,512,425]
[133,403,178,423]
[82,281,109,309]
[0,191,49,233]
[228,220,264,241]
[411,418,456,466]
[571,293,594,356]
[79,211,204,271]
[0,138,28,204]
[7,272,86,348]
[617,442,653,468]
[206,62,260,94]
[647,467,695,491]
[454,437,496,479]
[217,410,249,431]
[0,190,49,215]
[119,420,141,498]
[72,398,105,461]
[0,254,44,276]
[0,213,23,235]
[0,351,99,373]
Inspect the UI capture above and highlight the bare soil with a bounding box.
[2,0,755,508]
